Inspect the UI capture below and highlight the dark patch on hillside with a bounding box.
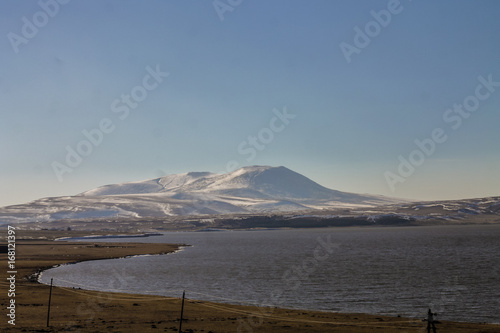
[214,215,417,229]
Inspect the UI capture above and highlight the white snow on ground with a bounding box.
[1,165,409,223]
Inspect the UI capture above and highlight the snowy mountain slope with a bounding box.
[0,166,403,223]
[81,166,385,202]
[81,171,218,196]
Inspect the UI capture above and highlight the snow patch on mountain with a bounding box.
[0,166,404,223]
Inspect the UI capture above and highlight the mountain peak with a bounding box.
[225,165,338,200]
[228,165,279,175]
[1,165,404,222]
[80,165,359,201]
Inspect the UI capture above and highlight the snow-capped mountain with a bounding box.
[82,166,375,201]
[0,166,401,223]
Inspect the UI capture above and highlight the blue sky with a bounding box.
[1,0,499,207]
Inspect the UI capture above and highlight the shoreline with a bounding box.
[54,232,164,241]
[35,243,190,288]
[2,230,499,332]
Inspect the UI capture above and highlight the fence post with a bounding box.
[178,290,186,333]
[47,278,53,327]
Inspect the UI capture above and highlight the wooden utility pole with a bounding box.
[47,278,53,327]
[178,290,186,333]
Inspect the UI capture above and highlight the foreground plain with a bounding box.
[1,230,499,332]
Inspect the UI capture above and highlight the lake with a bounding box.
[40,225,500,323]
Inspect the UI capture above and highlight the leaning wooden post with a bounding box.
[178,290,186,333]
[47,278,53,327]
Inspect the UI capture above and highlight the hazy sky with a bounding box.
[1,0,499,207]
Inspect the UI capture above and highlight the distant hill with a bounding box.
[0,166,400,223]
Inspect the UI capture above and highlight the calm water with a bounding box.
[40,225,500,323]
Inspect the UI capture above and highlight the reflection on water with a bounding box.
[40,225,500,323]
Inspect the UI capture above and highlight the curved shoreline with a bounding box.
[54,232,164,241]
[41,232,500,325]
[3,233,500,332]
[43,244,500,327]
[36,243,189,285]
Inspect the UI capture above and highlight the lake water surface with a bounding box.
[40,225,500,323]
